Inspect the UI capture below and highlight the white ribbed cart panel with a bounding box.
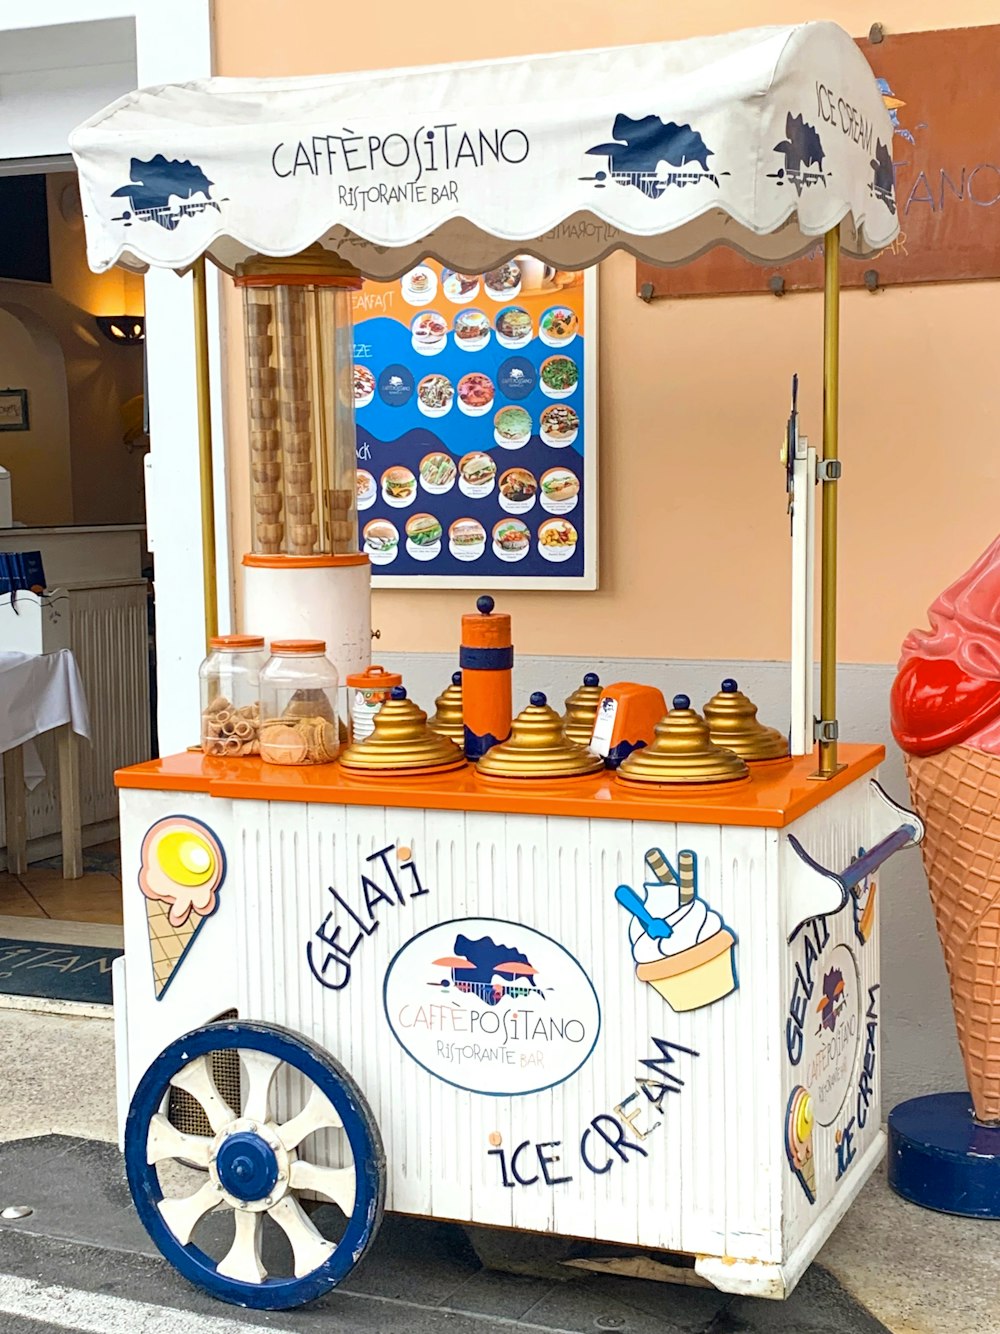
[779,779,884,1256]
[117,768,885,1276]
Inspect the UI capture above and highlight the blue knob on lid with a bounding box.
[452,671,462,686]
[390,686,407,700]
[584,672,599,687]
[530,691,547,707]
[672,694,690,710]
[476,595,495,615]
[721,678,738,693]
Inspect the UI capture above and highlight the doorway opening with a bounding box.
[0,17,146,989]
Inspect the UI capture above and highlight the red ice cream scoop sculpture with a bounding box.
[892,534,1000,1122]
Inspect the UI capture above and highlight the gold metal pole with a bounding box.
[817,224,842,777]
[192,256,219,645]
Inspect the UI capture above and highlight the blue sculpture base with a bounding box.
[888,1092,1000,1218]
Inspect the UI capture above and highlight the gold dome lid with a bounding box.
[617,694,749,786]
[428,670,464,745]
[562,672,602,747]
[477,692,604,780]
[339,687,465,773]
[703,678,789,761]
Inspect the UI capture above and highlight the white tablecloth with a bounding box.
[0,650,92,790]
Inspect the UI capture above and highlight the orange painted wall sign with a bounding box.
[635,26,1000,298]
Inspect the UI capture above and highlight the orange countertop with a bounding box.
[116,744,884,829]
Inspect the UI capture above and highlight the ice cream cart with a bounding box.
[70,21,924,1311]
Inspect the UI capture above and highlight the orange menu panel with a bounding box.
[117,745,884,829]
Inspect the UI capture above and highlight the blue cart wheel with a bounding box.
[125,1020,385,1310]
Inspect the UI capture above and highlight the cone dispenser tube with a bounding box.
[460,595,513,759]
[236,248,362,559]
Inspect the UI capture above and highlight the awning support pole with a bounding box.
[193,256,219,646]
[815,223,842,778]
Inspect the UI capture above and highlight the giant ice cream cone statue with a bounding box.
[892,534,1000,1123]
[138,817,226,999]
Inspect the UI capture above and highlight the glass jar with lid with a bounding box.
[346,665,403,742]
[199,634,267,757]
[259,639,341,765]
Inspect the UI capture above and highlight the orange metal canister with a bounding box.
[460,596,513,759]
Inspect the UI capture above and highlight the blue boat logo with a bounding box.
[429,932,545,1007]
[111,155,224,231]
[769,113,828,196]
[581,114,722,197]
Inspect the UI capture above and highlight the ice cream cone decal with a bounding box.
[786,1085,816,1203]
[615,848,738,1013]
[892,533,1000,1122]
[138,816,226,999]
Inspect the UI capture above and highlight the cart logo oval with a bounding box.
[383,917,601,1096]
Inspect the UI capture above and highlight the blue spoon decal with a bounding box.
[615,884,673,940]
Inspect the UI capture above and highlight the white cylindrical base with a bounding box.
[243,559,371,683]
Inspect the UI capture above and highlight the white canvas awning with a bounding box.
[69,21,897,279]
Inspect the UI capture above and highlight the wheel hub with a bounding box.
[208,1117,291,1211]
[215,1132,278,1202]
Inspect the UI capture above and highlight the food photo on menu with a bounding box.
[350,257,588,578]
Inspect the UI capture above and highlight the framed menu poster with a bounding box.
[351,261,597,589]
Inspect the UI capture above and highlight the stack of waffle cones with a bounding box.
[247,297,283,554]
[907,745,1000,1122]
[277,288,318,557]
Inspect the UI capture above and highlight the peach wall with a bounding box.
[214,1,1000,662]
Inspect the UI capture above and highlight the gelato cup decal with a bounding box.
[138,815,226,999]
[614,847,738,1012]
[786,1085,817,1204]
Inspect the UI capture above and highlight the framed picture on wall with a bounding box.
[351,264,598,590]
[0,389,29,432]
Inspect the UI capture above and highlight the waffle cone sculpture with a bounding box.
[892,533,1000,1123]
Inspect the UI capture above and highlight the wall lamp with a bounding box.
[96,315,145,345]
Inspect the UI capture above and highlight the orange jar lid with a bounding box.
[346,665,403,689]
[210,634,265,649]
[270,638,326,654]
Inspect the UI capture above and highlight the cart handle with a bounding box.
[786,780,924,938]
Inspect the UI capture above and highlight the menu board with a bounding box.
[351,262,597,588]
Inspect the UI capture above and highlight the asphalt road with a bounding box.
[0,1136,892,1334]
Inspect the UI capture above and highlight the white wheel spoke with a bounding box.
[158,1179,223,1245]
[267,1196,335,1276]
[277,1086,342,1151]
[217,1208,267,1284]
[169,1055,233,1135]
[239,1048,281,1123]
[146,1113,212,1168]
[289,1159,356,1216]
